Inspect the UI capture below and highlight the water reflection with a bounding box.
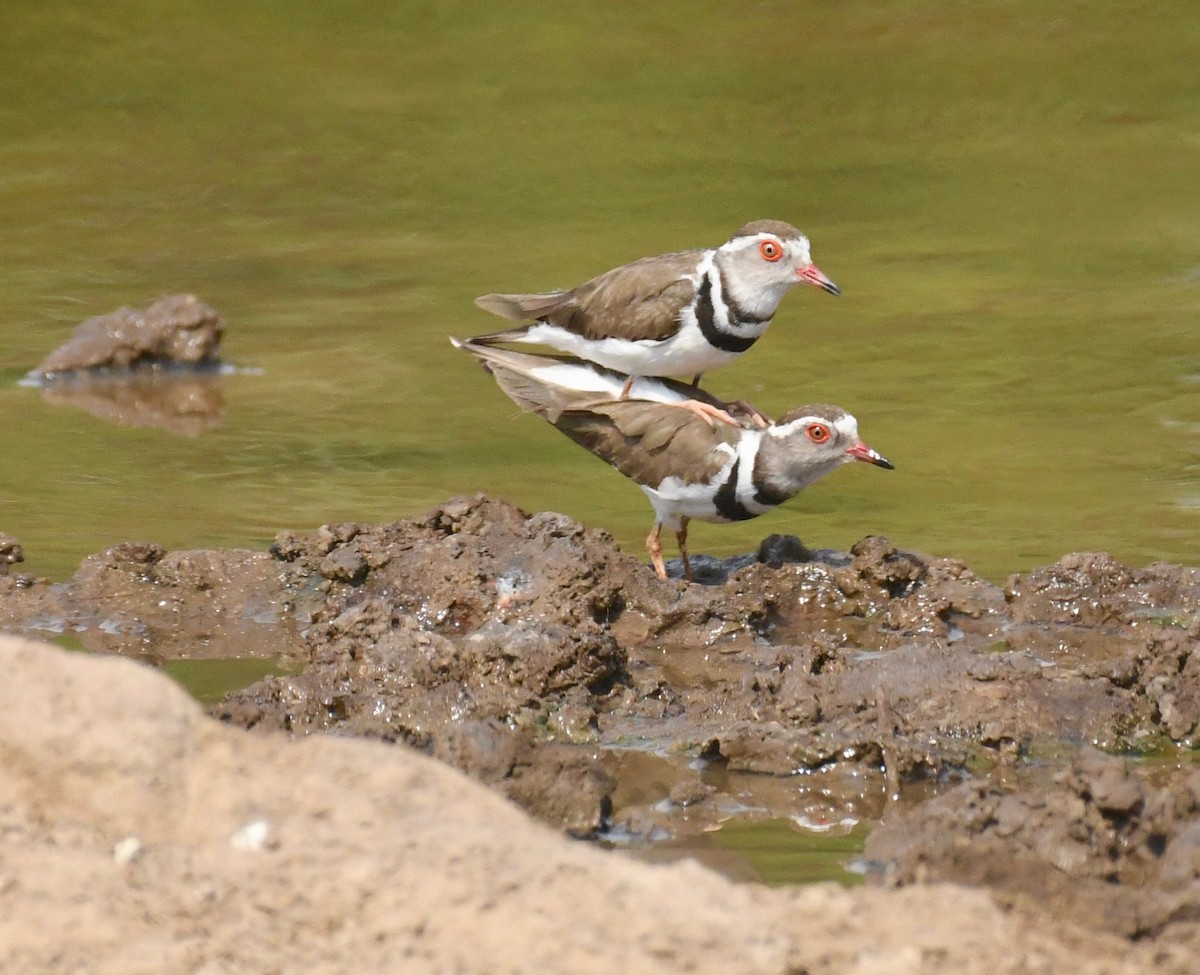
[35,368,226,436]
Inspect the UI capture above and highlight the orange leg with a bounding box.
[623,372,734,427]
[645,522,668,580]
[675,516,692,582]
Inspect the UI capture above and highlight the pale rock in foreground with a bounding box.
[0,636,1143,975]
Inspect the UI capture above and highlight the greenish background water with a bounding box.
[2,0,1198,582]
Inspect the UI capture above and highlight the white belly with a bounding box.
[638,433,773,529]
[522,320,743,378]
[640,477,726,531]
[524,361,694,404]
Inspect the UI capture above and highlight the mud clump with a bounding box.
[219,503,1200,857]
[0,533,22,576]
[217,596,622,835]
[221,496,632,834]
[866,748,1200,941]
[0,539,306,662]
[22,294,229,434]
[30,293,224,380]
[268,496,631,634]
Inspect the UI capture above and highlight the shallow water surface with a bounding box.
[163,657,296,707]
[634,818,869,887]
[2,1,1198,582]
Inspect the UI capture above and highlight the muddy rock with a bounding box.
[31,293,224,379]
[865,748,1200,941]
[626,536,1007,656]
[228,497,1200,852]
[1006,552,1200,628]
[269,496,631,633]
[0,540,305,661]
[223,498,637,833]
[433,720,615,836]
[0,533,22,576]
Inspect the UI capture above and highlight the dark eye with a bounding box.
[758,239,783,262]
[805,423,830,444]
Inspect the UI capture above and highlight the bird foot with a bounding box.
[673,398,738,428]
[723,399,772,428]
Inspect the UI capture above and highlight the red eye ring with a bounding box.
[805,423,831,444]
[758,239,783,262]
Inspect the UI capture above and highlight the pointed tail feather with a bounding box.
[474,291,571,323]
[484,362,588,424]
[449,337,567,374]
[462,324,535,346]
[450,336,740,415]
[450,337,583,423]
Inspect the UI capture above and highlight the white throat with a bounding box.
[723,271,792,321]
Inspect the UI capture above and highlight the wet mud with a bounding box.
[3,493,1200,954]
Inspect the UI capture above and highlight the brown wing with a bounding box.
[455,339,742,487]
[555,400,738,488]
[474,249,705,343]
[555,250,703,341]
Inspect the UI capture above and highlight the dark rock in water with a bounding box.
[661,532,843,585]
[0,534,22,576]
[29,294,224,381]
[756,532,819,567]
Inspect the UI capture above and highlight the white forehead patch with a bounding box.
[788,235,812,265]
[832,412,859,441]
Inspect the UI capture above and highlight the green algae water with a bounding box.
[162,657,295,706]
[2,1,1198,583]
[709,818,868,887]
